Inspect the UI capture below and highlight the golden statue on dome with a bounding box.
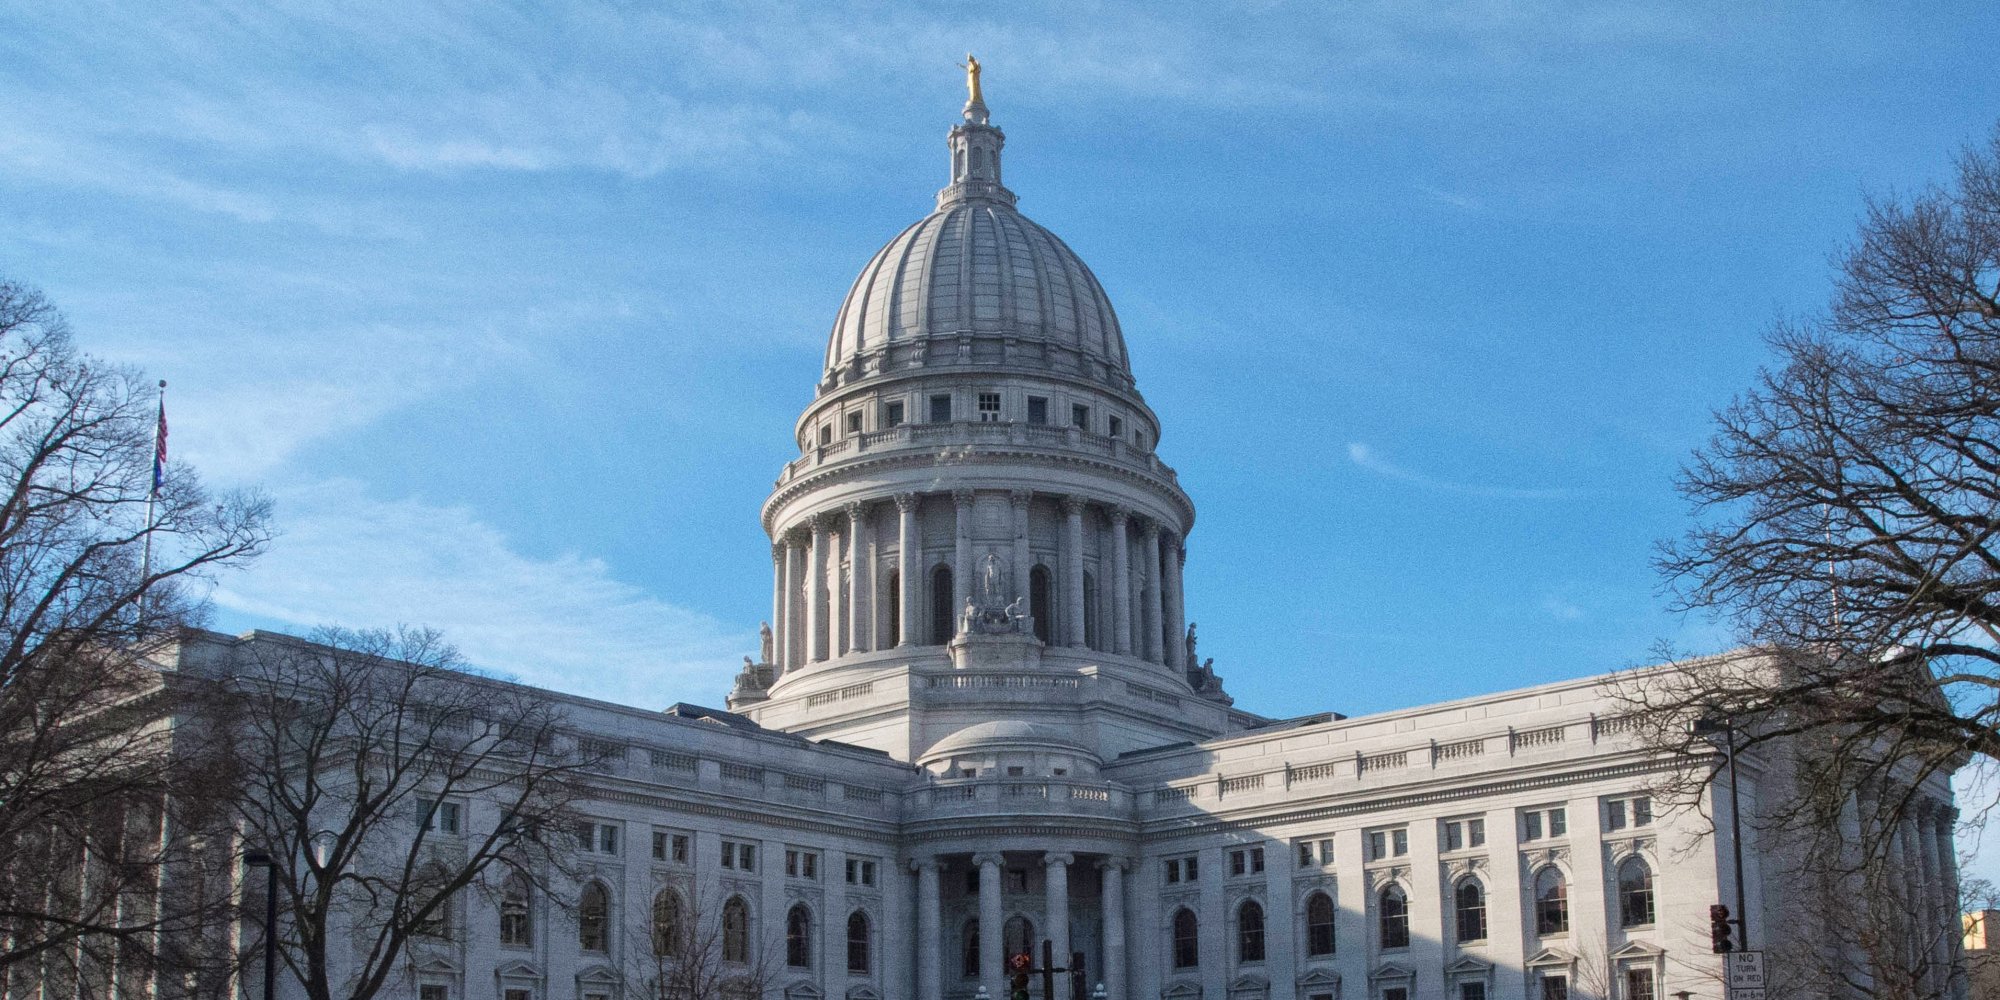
[961,53,982,105]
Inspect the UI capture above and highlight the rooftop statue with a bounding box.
[961,53,982,105]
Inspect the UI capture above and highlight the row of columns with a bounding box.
[770,491,1188,674]
[910,852,1129,1000]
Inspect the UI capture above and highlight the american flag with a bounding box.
[151,395,168,496]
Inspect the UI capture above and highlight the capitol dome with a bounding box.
[818,94,1135,393]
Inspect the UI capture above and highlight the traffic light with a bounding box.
[1709,904,1735,953]
[1008,951,1033,1000]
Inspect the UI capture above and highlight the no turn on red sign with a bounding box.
[1727,951,1768,996]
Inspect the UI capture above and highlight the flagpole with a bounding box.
[141,380,166,609]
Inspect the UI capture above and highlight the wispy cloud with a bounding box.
[211,479,747,708]
[1541,594,1586,621]
[1346,442,1573,500]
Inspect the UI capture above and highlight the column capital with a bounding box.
[845,500,866,522]
[812,510,838,530]
[771,542,786,563]
[1138,518,1160,541]
[1009,489,1033,510]
[1043,852,1075,869]
[952,488,977,508]
[908,855,942,874]
[971,852,1005,869]
[1107,505,1130,526]
[894,491,921,512]
[785,524,812,545]
[1095,856,1133,873]
[1061,495,1088,517]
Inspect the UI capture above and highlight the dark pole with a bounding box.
[1724,723,1749,950]
[243,850,278,1000]
[264,861,278,1000]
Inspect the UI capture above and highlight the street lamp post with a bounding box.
[1692,715,1749,951]
[242,849,278,1000]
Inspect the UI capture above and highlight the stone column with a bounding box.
[1109,508,1132,656]
[846,502,868,655]
[1936,806,1968,1000]
[1162,536,1185,671]
[913,858,941,1000]
[806,515,828,662]
[976,854,1004,1000]
[1920,806,1950,994]
[1062,497,1087,648]
[1045,853,1072,978]
[953,490,976,617]
[895,493,921,646]
[828,520,845,658]
[770,541,784,661]
[785,531,807,670]
[774,540,793,672]
[1139,520,1163,663]
[1010,490,1033,608]
[1100,858,1129,1000]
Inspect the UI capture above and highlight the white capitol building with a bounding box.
[175,80,1963,1000]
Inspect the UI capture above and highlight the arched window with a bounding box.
[847,911,871,973]
[1082,571,1100,649]
[578,883,609,952]
[1455,878,1487,942]
[1379,885,1409,949]
[885,570,900,642]
[1304,891,1335,957]
[1030,565,1053,643]
[786,904,813,968]
[414,862,454,938]
[1172,908,1199,968]
[1535,868,1570,936]
[652,890,682,957]
[1003,915,1036,959]
[961,919,980,979]
[722,896,750,963]
[1618,857,1655,927]
[930,565,954,644]
[499,875,532,947]
[1237,900,1266,963]
[972,147,987,175]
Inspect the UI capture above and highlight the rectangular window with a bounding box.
[930,394,952,423]
[885,400,905,427]
[1392,829,1408,856]
[1384,989,1409,1000]
[846,858,878,886]
[786,849,819,880]
[1549,807,1567,837]
[421,987,448,1000]
[1444,821,1462,852]
[819,423,832,445]
[1539,975,1569,1000]
[1367,827,1408,859]
[421,800,461,835]
[1108,415,1124,438]
[1368,831,1386,860]
[1624,969,1656,1000]
[1230,850,1245,876]
[652,830,668,861]
[1607,800,1627,831]
[1027,396,1049,424]
[1460,985,1487,1000]
[1251,847,1264,872]
[722,839,756,871]
[1468,818,1485,847]
[846,412,863,434]
[1524,811,1543,841]
[1633,796,1652,826]
[1319,838,1334,861]
[977,392,1002,422]
[1071,403,1090,429]
[577,821,618,855]
[1164,859,1179,883]
[1298,842,1315,868]
[505,991,532,1000]
[1443,816,1485,851]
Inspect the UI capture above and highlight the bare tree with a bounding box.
[1630,123,2000,998]
[0,281,269,993]
[222,626,602,1000]
[627,876,782,1000]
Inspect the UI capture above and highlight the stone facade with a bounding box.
[173,88,1964,1000]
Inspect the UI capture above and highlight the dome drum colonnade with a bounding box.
[766,490,1189,673]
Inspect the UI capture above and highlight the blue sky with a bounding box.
[4,7,1997,722]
